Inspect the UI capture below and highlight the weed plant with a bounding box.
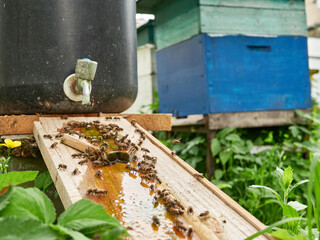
[155,110,320,230]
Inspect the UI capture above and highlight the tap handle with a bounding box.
[75,58,98,81]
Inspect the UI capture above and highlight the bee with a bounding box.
[187,206,194,214]
[151,157,157,163]
[72,168,80,175]
[155,175,162,184]
[79,133,86,139]
[95,170,103,179]
[194,173,204,179]
[143,154,151,160]
[113,117,120,120]
[100,152,108,161]
[199,211,210,220]
[94,189,108,195]
[120,134,128,142]
[93,160,102,167]
[171,150,176,156]
[68,131,77,135]
[93,120,100,124]
[85,147,92,154]
[176,201,185,210]
[100,146,107,152]
[105,116,112,120]
[91,138,98,143]
[43,134,52,139]
[152,216,160,225]
[140,133,146,140]
[172,138,181,144]
[64,126,71,132]
[87,189,108,196]
[187,227,193,236]
[60,116,68,120]
[130,119,136,126]
[78,159,88,165]
[150,184,155,190]
[141,148,150,153]
[71,153,82,158]
[55,134,63,139]
[137,140,143,146]
[174,220,187,231]
[169,207,184,215]
[134,128,141,133]
[58,164,67,170]
[50,142,58,148]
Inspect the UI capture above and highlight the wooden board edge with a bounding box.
[134,122,274,240]
[33,121,82,208]
[0,113,171,135]
[208,110,310,130]
[0,114,99,135]
[100,113,172,131]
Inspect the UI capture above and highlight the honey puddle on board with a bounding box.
[79,161,198,239]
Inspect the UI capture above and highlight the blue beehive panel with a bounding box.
[156,34,312,117]
[157,34,210,116]
[205,35,312,113]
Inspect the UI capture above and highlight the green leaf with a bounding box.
[276,167,284,181]
[231,141,247,154]
[100,228,126,240]
[210,139,221,157]
[287,201,307,211]
[271,229,307,240]
[214,169,224,180]
[219,151,230,166]
[283,205,299,218]
[225,133,242,142]
[249,185,282,203]
[288,179,309,195]
[34,171,53,192]
[289,126,300,138]
[283,167,293,191]
[216,128,236,139]
[50,224,90,240]
[0,171,39,191]
[0,217,59,240]
[0,187,56,224]
[245,217,307,240]
[0,185,14,211]
[58,199,124,231]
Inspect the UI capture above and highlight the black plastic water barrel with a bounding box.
[0,0,137,114]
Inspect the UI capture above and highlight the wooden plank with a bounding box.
[33,121,83,208]
[133,122,271,240]
[100,113,172,131]
[200,6,307,36]
[199,0,305,10]
[34,116,270,240]
[0,114,98,135]
[0,113,171,135]
[208,110,306,130]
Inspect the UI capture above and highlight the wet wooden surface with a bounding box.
[34,117,270,240]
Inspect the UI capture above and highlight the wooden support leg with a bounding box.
[206,130,216,180]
